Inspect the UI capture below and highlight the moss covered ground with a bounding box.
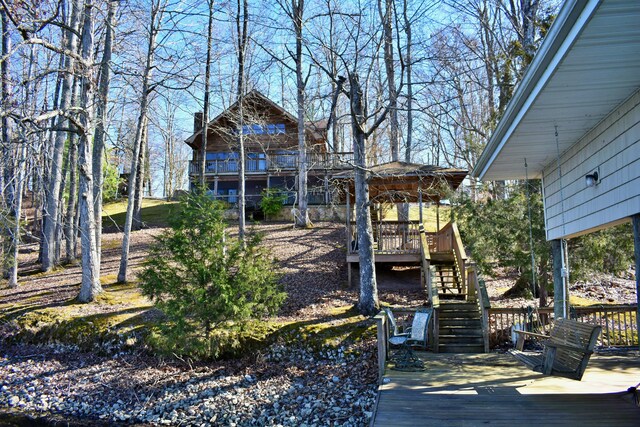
[102,199,180,229]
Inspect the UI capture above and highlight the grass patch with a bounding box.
[570,295,607,307]
[102,199,180,228]
[146,305,375,360]
[3,286,375,361]
[379,203,451,232]
[1,277,155,354]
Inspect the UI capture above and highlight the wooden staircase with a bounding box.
[417,221,489,353]
[437,301,485,353]
[432,258,465,300]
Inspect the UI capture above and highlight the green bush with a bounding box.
[259,188,287,219]
[455,182,634,298]
[139,190,286,359]
[454,181,551,298]
[569,222,634,280]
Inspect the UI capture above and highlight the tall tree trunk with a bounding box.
[64,133,79,261]
[293,0,310,227]
[402,0,412,163]
[92,0,117,268]
[349,72,379,315]
[132,117,148,230]
[7,143,26,288]
[236,0,248,242]
[199,0,214,188]
[0,8,8,205]
[1,7,13,277]
[118,0,163,283]
[6,41,37,287]
[77,0,102,302]
[41,0,81,272]
[379,0,398,162]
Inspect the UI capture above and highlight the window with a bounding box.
[206,152,239,160]
[235,124,286,135]
[205,152,239,173]
[247,152,267,171]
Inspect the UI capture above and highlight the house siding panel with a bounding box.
[542,89,640,240]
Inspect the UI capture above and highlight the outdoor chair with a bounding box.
[385,308,433,370]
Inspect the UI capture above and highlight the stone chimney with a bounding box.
[194,112,204,133]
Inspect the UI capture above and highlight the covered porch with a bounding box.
[373,351,640,426]
[339,162,468,292]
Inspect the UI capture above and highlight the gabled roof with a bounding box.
[473,0,640,181]
[185,90,324,147]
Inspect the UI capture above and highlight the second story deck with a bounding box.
[345,220,461,263]
[189,151,354,176]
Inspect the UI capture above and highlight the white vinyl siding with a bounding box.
[542,89,640,240]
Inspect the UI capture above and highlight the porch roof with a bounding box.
[336,161,467,203]
[472,0,640,181]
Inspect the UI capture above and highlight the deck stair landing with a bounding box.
[438,302,484,353]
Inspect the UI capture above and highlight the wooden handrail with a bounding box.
[467,263,490,353]
[449,222,467,295]
[419,224,438,308]
[420,223,439,352]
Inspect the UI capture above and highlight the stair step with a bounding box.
[440,327,483,336]
[439,314,480,319]
[439,320,482,329]
[439,295,467,301]
[439,302,479,308]
[438,304,480,315]
[439,336,484,345]
[439,308,480,315]
[438,344,485,353]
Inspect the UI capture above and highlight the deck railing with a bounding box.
[207,188,328,207]
[189,151,354,175]
[346,220,433,255]
[487,305,638,349]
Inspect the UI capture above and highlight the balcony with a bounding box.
[207,188,330,207]
[189,151,354,176]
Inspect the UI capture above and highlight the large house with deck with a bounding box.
[185,90,353,213]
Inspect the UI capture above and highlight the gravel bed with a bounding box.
[0,342,377,426]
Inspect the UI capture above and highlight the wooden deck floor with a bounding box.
[373,351,640,426]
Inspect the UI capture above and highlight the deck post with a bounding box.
[418,183,423,225]
[632,214,640,351]
[213,176,218,196]
[346,184,352,289]
[324,173,329,204]
[551,239,566,320]
[346,184,351,249]
[374,311,388,384]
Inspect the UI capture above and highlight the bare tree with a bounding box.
[41,0,81,271]
[76,0,102,302]
[91,0,117,268]
[309,1,404,315]
[118,0,167,283]
[236,0,248,241]
[5,42,34,288]
[199,0,215,188]
[378,0,398,161]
